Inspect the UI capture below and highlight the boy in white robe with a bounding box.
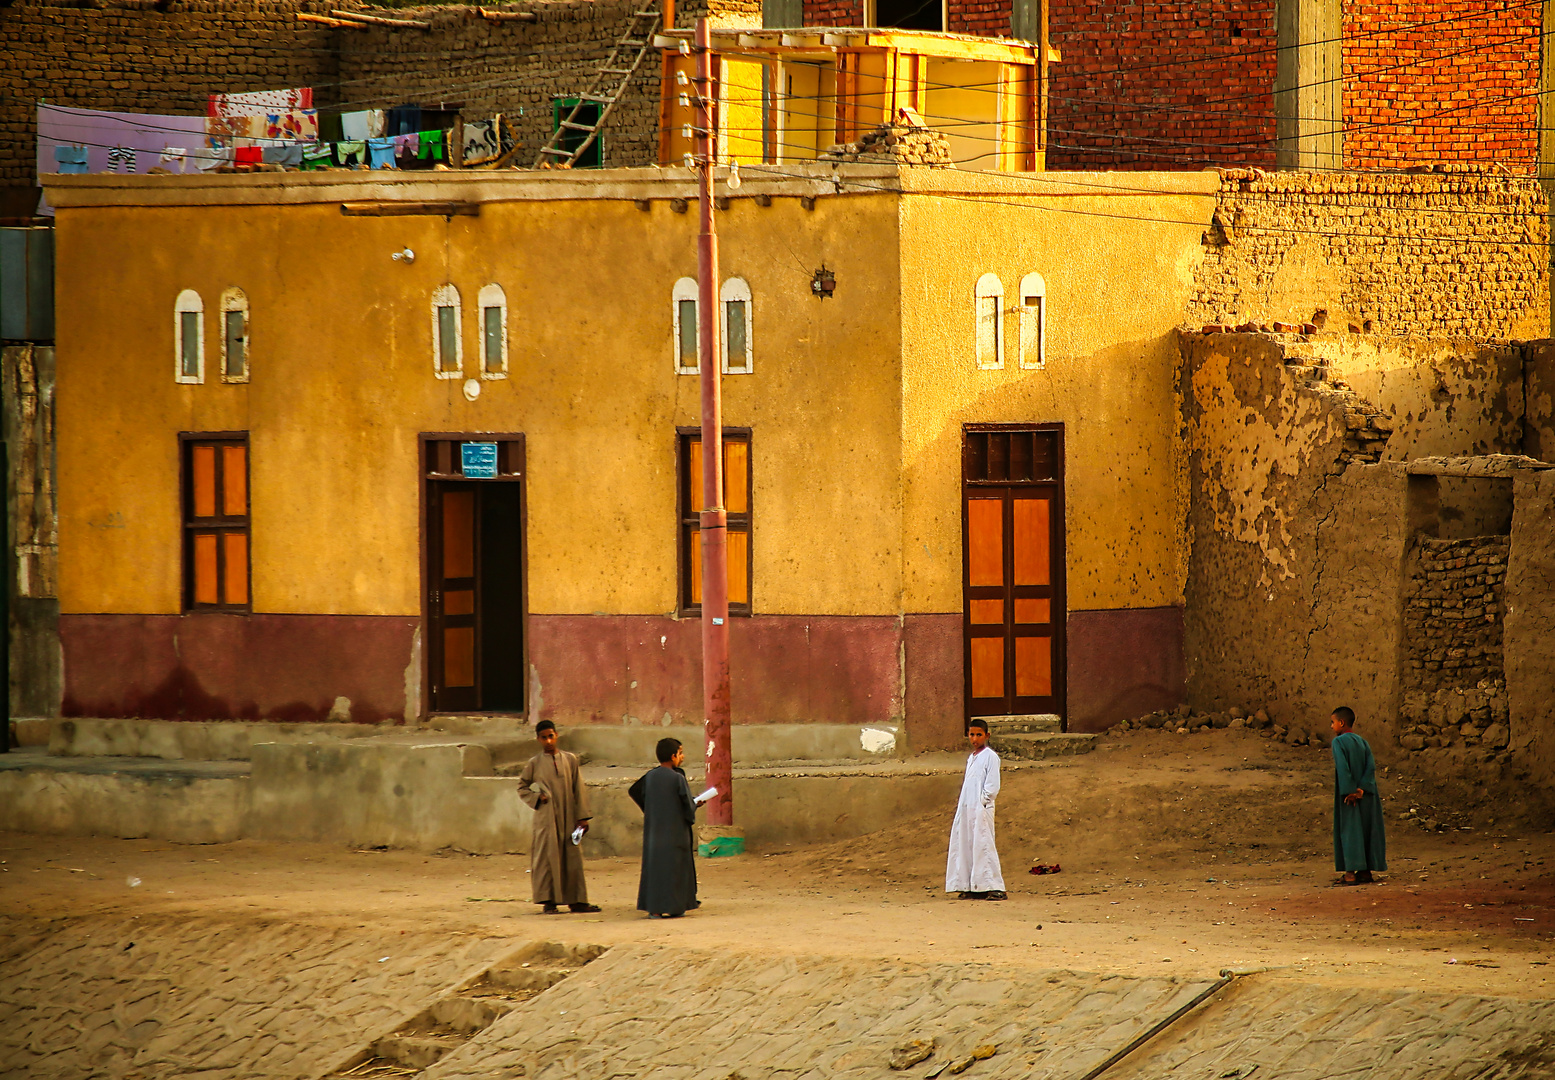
[946,718,1006,900]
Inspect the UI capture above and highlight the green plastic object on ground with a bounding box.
[697,836,746,858]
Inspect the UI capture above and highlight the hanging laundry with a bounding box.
[234,146,263,167]
[462,117,499,167]
[264,110,318,143]
[367,136,396,169]
[53,145,89,174]
[416,130,445,162]
[209,88,313,117]
[335,140,366,167]
[35,103,208,198]
[158,147,188,173]
[340,109,386,141]
[340,111,372,141]
[261,144,304,167]
[105,146,137,173]
[393,131,420,158]
[196,139,235,172]
[387,105,422,137]
[300,144,334,170]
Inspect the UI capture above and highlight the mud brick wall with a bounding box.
[1397,536,1511,756]
[1404,535,1508,689]
[1190,170,1551,340]
[1047,0,1276,169]
[0,0,339,212]
[1343,0,1541,172]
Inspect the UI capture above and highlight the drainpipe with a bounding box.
[695,16,732,827]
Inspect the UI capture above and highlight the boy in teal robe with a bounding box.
[1330,706,1387,885]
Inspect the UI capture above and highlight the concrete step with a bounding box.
[977,714,1061,735]
[989,732,1099,760]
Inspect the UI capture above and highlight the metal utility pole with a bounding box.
[693,16,732,828]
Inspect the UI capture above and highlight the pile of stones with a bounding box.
[1117,705,1340,748]
[820,108,954,167]
[1397,681,1511,754]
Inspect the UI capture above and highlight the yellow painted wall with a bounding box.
[53,182,905,619]
[895,172,1219,614]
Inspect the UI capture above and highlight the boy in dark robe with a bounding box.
[629,737,700,918]
[1330,706,1387,885]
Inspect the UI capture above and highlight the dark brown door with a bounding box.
[962,425,1066,725]
[424,437,527,714]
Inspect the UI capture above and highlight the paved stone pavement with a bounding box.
[4,920,1554,1079]
[426,946,1555,1080]
[0,916,512,1079]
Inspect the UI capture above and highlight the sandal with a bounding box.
[569,903,602,913]
[984,891,1008,901]
[542,903,562,914]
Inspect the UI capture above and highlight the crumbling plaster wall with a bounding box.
[1294,337,1525,460]
[1190,170,1550,341]
[1525,340,1555,462]
[1506,469,1555,785]
[1180,332,1411,736]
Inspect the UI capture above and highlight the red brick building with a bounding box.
[779,0,1547,171]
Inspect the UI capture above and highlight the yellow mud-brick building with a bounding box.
[43,164,1215,748]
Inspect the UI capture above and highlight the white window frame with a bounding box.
[975,272,1004,371]
[432,283,463,380]
[1018,272,1046,370]
[477,283,508,380]
[720,277,753,375]
[219,287,250,384]
[673,277,700,375]
[174,289,205,384]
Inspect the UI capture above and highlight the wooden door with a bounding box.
[423,436,527,715]
[429,482,480,713]
[962,425,1065,724]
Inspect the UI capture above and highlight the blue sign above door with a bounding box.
[461,441,498,478]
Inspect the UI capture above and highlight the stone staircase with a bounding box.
[980,715,1098,761]
[324,941,606,1077]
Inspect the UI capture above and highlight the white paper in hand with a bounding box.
[693,786,718,806]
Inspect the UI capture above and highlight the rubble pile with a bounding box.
[1116,704,1340,748]
[820,107,954,167]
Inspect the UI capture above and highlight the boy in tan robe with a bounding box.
[517,720,599,914]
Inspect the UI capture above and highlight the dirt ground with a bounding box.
[4,726,1553,1000]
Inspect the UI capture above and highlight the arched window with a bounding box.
[432,284,462,379]
[1018,272,1045,370]
[478,283,507,379]
[673,277,700,375]
[175,289,204,384]
[720,277,752,374]
[220,287,250,383]
[975,273,1003,370]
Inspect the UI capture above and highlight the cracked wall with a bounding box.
[1179,332,1411,734]
[1178,330,1534,744]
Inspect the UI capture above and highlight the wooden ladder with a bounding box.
[534,7,663,168]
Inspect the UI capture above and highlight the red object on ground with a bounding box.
[1029,863,1062,875]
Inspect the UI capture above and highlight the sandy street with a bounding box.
[4,727,1552,1001]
